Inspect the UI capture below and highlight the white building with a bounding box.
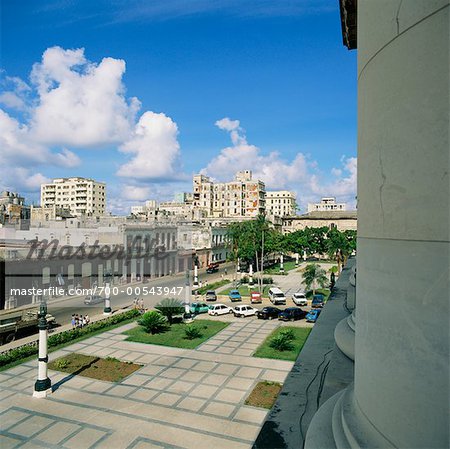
[265,190,296,217]
[307,197,346,213]
[40,177,106,217]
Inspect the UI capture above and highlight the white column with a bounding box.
[279,254,284,273]
[306,2,449,448]
[33,309,51,398]
[295,253,299,267]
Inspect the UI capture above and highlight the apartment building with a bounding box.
[266,190,296,217]
[307,197,346,212]
[40,177,106,217]
[193,170,266,218]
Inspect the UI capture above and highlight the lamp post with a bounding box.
[33,300,51,398]
[103,271,112,315]
[249,264,254,286]
[193,264,199,289]
[184,270,193,323]
[280,254,285,273]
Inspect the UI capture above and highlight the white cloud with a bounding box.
[122,185,152,201]
[203,117,357,212]
[0,92,27,111]
[0,46,184,204]
[117,111,182,181]
[30,46,140,147]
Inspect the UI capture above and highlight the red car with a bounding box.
[250,291,262,304]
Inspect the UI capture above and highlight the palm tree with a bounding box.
[302,263,328,296]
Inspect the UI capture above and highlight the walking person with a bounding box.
[71,314,76,329]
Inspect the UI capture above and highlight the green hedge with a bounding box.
[0,309,140,368]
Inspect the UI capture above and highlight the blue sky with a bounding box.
[0,0,357,213]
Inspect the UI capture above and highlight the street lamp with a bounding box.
[183,270,193,323]
[249,264,254,286]
[103,271,112,315]
[33,299,51,398]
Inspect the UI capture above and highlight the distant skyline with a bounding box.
[0,0,357,214]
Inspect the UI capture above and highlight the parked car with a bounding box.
[311,294,325,308]
[206,263,219,274]
[190,302,210,314]
[205,290,217,301]
[233,305,257,318]
[278,307,307,321]
[250,291,262,304]
[292,292,308,306]
[268,287,286,305]
[306,309,321,323]
[208,304,233,316]
[228,289,242,302]
[84,295,104,305]
[257,306,282,320]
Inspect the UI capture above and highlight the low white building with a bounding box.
[307,197,347,212]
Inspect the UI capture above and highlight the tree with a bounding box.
[155,298,185,324]
[302,263,328,295]
[326,228,357,272]
[138,311,169,334]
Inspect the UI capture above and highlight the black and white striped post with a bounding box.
[103,271,112,315]
[33,300,51,398]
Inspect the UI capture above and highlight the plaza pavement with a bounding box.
[0,318,295,449]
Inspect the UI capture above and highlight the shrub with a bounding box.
[55,358,69,369]
[269,334,294,352]
[262,277,273,285]
[138,311,169,334]
[155,298,185,324]
[184,325,203,340]
[279,329,295,341]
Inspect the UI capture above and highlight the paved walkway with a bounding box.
[0,318,293,449]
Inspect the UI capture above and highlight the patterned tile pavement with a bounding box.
[0,318,294,449]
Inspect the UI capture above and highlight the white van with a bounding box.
[268,287,286,305]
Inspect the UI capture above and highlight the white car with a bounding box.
[233,305,257,318]
[208,304,233,316]
[292,292,308,306]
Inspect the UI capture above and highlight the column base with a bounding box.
[305,384,394,449]
[334,312,356,360]
[33,388,52,398]
[33,377,52,398]
[103,308,112,315]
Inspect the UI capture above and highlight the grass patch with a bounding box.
[253,326,311,361]
[221,285,270,297]
[306,288,331,301]
[124,319,229,349]
[0,314,139,373]
[49,353,141,382]
[245,381,283,409]
[197,279,230,295]
[264,260,298,275]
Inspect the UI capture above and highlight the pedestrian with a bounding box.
[79,315,83,328]
[139,298,144,312]
[133,297,138,309]
[74,314,79,328]
[71,314,76,329]
[224,268,228,275]
[85,314,90,325]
